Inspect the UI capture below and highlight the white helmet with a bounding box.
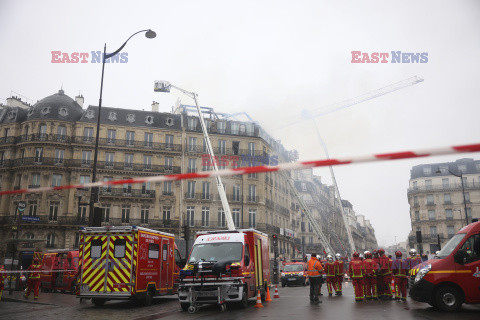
[409,248,417,257]
[364,251,369,256]
[359,254,364,259]
[335,253,341,260]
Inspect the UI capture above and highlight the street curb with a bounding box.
[2,297,55,306]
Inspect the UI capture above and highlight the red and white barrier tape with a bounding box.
[0,270,76,274]
[0,142,479,196]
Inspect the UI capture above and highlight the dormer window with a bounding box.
[145,115,154,125]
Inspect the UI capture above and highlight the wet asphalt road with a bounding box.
[1,282,479,320]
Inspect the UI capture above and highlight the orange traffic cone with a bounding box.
[255,290,264,308]
[265,286,272,302]
[391,279,395,295]
[273,285,280,298]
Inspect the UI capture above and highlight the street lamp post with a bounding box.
[88,29,156,226]
[436,167,469,226]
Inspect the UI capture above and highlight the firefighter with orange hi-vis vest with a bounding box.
[392,251,409,301]
[334,253,344,295]
[348,252,365,302]
[24,257,41,300]
[324,255,337,296]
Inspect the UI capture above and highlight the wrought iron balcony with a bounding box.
[99,188,155,198]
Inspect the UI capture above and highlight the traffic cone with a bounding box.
[273,285,280,298]
[391,279,395,295]
[255,290,264,308]
[265,286,272,302]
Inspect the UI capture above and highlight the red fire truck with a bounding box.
[410,220,480,311]
[40,249,79,293]
[178,229,270,313]
[77,226,183,306]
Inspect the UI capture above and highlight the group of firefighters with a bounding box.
[307,248,423,303]
[0,256,42,301]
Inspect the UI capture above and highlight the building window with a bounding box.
[413,196,419,206]
[54,149,64,164]
[232,208,240,227]
[201,207,210,227]
[164,181,173,195]
[188,117,198,130]
[443,193,451,204]
[141,182,151,194]
[57,126,66,141]
[412,181,417,190]
[102,204,110,222]
[249,209,256,228]
[218,140,226,155]
[414,211,420,221]
[467,208,472,219]
[103,177,113,192]
[123,179,132,194]
[121,205,130,223]
[49,201,59,221]
[82,150,92,165]
[165,157,173,171]
[430,226,437,236]
[248,142,255,156]
[447,225,455,238]
[248,163,257,179]
[107,129,116,144]
[79,205,88,221]
[202,182,210,200]
[442,178,449,188]
[143,155,152,170]
[245,123,254,136]
[233,185,241,201]
[248,185,256,202]
[52,174,62,187]
[428,210,435,220]
[425,179,432,190]
[427,194,434,205]
[423,167,432,175]
[165,134,173,149]
[465,192,470,202]
[217,121,226,134]
[73,233,80,249]
[141,207,149,224]
[126,131,135,146]
[144,132,153,147]
[34,147,43,162]
[446,209,453,220]
[80,175,90,185]
[187,181,196,198]
[83,127,93,142]
[105,152,115,167]
[187,206,195,227]
[188,137,197,152]
[31,173,41,188]
[125,154,133,168]
[28,201,38,217]
[39,124,47,139]
[0,151,4,166]
[163,207,171,223]
[46,233,56,248]
[218,208,225,227]
[231,122,239,135]
[188,158,196,173]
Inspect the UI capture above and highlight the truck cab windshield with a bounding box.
[189,242,243,264]
[436,233,466,259]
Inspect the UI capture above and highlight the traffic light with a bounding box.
[182,225,190,240]
[272,234,278,247]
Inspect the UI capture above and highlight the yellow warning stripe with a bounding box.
[429,270,472,274]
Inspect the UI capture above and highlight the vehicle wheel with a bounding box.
[239,286,249,308]
[92,298,106,307]
[281,282,286,288]
[144,290,154,306]
[180,303,189,311]
[188,305,196,313]
[434,286,463,312]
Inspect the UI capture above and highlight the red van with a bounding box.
[410,221,480,311]
[40,249,79,293]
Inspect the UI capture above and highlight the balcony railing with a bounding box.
[99,188,155,198]
[71,136,182,151]
[408,181,479,193]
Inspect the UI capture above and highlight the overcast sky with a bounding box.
[1,0,479,247]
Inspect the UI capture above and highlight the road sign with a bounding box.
[21,216,40,222]
[17,201,26,212]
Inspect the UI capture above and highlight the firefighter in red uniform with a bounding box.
[392,251,409,301]
[372,250,381,297]
[363,251,379,300]
[348,252,365,302]
[378,248,393,300]
[24,257,41,300]
[0,265,5,301]
[334,253,344,296]
[324,255,337,296]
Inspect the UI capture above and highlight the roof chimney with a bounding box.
[151,101,159,112]
[75,95,84,108]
